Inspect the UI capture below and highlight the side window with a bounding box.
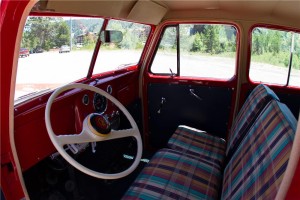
[151,24,237,80]
[151,26,177,74]
[250,27,300,87]
[93,19,151,74]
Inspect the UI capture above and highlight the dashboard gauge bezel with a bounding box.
[93,93,107,114]
[82,94,89,106]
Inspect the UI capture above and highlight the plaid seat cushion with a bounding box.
[226,84,279,157]
[168,125,226,166]
[221,100,296,200]
[123,148,222,200]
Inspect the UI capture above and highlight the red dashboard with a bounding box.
[14,71,139,171]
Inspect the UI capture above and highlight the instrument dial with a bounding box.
[93,93,107,113]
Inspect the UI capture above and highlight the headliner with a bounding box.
[31,1,300,28]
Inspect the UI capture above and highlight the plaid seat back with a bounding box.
[222,100,296,200]
[226,84,279,156]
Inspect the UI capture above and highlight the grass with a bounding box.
[251,52,300,70]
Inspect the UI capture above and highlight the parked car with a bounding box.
[32,46,44,53]
[1,1,300,200]
[59,45,71,53]
[19,48,29,57]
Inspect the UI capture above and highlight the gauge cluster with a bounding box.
[80,84,114,113]
[79,84,120,129]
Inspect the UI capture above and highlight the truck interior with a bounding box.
[1,1,300,199]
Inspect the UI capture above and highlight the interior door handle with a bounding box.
[190,89,202,101]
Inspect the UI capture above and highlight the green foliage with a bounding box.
[21,17,70,51]
[251,52,300,69]
[55,22,70,47]
[65,18,104,37]
[83,33,96,46]
[191,33,205,52]
[180,24,236,55]
[252,32,264,55]
[251,28,299,69]
[119,29,139,49]
[159,27,177,50]
[203,25,221,54]
[292,54,300,69]
[227,35,236,52]
[269,31,281,54]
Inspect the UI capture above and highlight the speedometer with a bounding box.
[93,93,107,113]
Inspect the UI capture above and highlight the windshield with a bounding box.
[15,16,104,102]
[93,19,151,75]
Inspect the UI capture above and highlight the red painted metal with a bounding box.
[1,1,31,199]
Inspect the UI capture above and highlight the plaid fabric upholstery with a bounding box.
[221,100,296,200]
[226,84,279,156]
[123,148,222,200]
[167,85,278,165]
[168,125,226,166]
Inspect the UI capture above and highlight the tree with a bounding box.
[203,25,221,54]
[159,27,177,50]
[26,17,55,50]
[21,17,70,51]
[55,22,70,47]
[252,29,264,55]
[191,33,205,52]
[228,35,236,52]
[269,31,281,54]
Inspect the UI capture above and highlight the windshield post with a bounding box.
[87,18,109,79]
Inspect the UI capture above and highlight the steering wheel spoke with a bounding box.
[56,131,94,146]
[103,128,137,141]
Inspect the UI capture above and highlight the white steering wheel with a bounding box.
[45,83,142,179]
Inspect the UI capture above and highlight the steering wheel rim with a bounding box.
[45,83,142,179]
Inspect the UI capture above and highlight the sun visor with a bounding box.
[45,1,135,19]
[127,1,168,25]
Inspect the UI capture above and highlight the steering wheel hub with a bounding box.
[88,113,111,137]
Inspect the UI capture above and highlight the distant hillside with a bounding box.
[65,18,104,37]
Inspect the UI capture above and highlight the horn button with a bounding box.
[88,113,111,136]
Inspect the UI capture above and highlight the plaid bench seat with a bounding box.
[123,99,296,199]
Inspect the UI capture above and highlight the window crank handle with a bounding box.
[157,97,166,114]
[190,89,202,101]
